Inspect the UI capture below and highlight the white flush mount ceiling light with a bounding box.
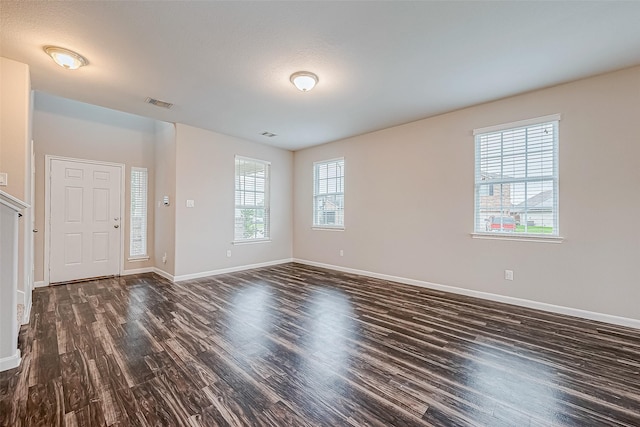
[43,46,88,70]
[290,71,318,92]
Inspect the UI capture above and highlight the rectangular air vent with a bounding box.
[145,97,173,109]
[261,131,277,138]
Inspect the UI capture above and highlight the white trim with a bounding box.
[0,351,21,372]
[121,267,154,276]
[26,138,35,327]
[312,226,345,231]
[232,239,272,245]
[292,258,640,330]
[44,156,125,285]
[152,267,176,282]
[0,190,29,211]
[34,281,47,288]
[173,258,294,282]
[470,233,564,243]
[473,113,562,135]
[44,157,50,286]
[127,256,150,262]
[235,154,272,165]
[312,157,345,166]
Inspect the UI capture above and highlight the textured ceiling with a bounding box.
[2,1,640,150]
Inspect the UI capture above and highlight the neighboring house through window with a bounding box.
[474,115,559,235]
[235,156,270,241]
[313,158,344,228]
[130,167,148,258]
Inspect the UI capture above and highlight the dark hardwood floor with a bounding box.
[1,262,640,426]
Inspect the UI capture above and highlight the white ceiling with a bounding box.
[2,1,640,151]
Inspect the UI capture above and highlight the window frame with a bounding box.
[313,157,345,230]
[129,167,149,260]
[472,114,562,242]
[233,155,271,244]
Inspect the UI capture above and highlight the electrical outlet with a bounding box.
[162,253,167,264]
[505,270,514,281]
[339,249,344,257]
[0,172,7,186]
[226,249,232,258]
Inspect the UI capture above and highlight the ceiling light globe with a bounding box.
[44,46,88,70]
[290,71,318,92]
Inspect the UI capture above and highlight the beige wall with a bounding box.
[174,124,293,277]
[0,57,31,294]
[0,58,30,201]
[154,121,176,275]
[33,92,158,282]
[293,66,640,321]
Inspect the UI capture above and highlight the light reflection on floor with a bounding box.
[466,338,561,424]
[227,283,274,350]
[297,287,356,407]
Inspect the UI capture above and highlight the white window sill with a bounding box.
[312,226,345,231]
[471,232,564,243]
[232,239,272,245]
[128,256,150,262]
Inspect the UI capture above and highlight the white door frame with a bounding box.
[23,139,35,322]
[44,155,125,286]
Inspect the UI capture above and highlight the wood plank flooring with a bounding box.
[1,262,640,426]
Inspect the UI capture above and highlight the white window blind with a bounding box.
[474,116,559,235]
[235,157,270,241]
[313,158,344,228]
[130,167,148,257]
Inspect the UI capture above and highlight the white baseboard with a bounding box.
[173,258,294,282]
[0,350,21,372]
[34,281,47,288]
[293,258,640,330]
[152,267,175,282]
[121,267,155,276]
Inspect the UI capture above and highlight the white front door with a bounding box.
[49,158,122,283]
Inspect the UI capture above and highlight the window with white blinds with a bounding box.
[313,158,345,228]
[235,156,270,242]
[130,167,148,258]
[474,115,559,236]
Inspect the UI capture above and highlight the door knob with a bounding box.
[114,224,120,228]
[33,229,38,233]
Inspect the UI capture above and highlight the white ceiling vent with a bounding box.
[145,97,173,109]
[261,131,277,138]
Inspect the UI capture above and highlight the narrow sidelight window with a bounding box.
[235,156,270,241]
[130,167,148,257]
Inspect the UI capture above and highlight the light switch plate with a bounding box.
[186,199,195,208]
[0,172,7,186]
